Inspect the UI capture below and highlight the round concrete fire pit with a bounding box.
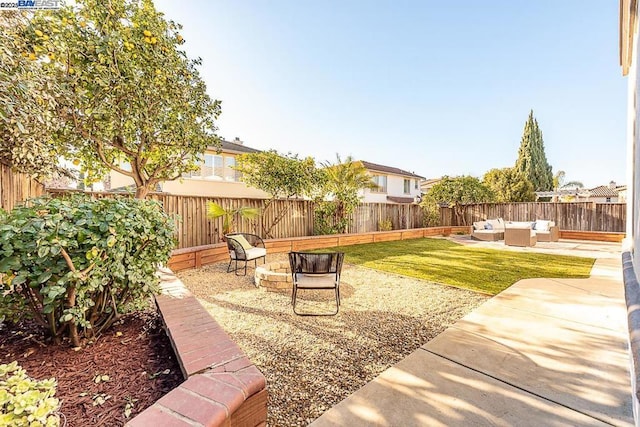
[254,261,291,291]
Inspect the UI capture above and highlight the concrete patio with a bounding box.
[311,241,633,426]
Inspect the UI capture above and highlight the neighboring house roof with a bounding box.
[420,177,442,192]
[588,185,620,198]
[214,139,261,155]
[359,160,424,179]
[535,189,590,199]
[386,196,417,204]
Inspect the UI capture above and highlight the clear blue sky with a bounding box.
[154,0,626,189]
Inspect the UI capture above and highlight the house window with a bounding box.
[224,157,237,181]
[183,154,241,182]
[371,175,387,193]
[606,197,611,202]
[414,179,419,190]
[182,155,202,178]
[404,179,410,194]
[201,154,214,178]
[213,155,224,179]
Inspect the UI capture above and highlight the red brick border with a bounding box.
[126,270,267,427]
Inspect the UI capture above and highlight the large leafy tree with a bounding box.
[482,167,535,202]
[235,150,322,237]
[315,155,377,234]
[0,13,65,179]
[27,0,221,198]
[422,176,495,225]
[514,110,553,191]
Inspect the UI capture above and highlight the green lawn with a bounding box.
[324,238,595,295]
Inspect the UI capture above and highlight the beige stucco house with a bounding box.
[534,181,626,203]
[619,0,640,420]
[358,160,424,204]
[586,181,626,203]
[109,138,270,198]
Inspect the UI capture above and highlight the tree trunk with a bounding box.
[135,185,149,199]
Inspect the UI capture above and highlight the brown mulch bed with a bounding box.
[0,309,183,426]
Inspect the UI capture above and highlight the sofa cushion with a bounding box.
[230,247,267,260]
[486,219,504,231]
[507,221,532,229]
[535,220,551,232]
[473,221,487,231]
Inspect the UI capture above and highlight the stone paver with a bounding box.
[311,244,633,427]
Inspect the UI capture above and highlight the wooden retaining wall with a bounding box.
[559,230,626,243]
[168,227,624,272]
[168,226,469,272]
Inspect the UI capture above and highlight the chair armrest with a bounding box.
[244,233,265,248]
[226,236,248,259]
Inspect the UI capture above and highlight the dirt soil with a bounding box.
[0,309,182,426]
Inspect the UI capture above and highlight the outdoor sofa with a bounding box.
[532,220,559,242]
[504,222,537,247]
[472,218,505,241]
[472,218,559,244]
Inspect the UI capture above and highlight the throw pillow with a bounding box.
[473,221,486,230]
[485,222,493,230]
[231,234,253,250]
[531,221,536,230]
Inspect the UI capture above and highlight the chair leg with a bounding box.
[292,287,339,316]
[235,259,247,276]
[227,259,233,273]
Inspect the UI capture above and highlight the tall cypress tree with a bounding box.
[514,110,553,191]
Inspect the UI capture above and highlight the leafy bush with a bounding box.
[314,201,349,235]
[377,219,393,231]
[0,361,60,427]
[0,195,176,347]
[419,193,441,227]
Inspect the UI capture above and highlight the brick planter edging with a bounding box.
[126,269,267,427]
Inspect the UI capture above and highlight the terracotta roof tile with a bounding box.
[588,186,620,197]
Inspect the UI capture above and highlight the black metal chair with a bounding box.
[288,252,345,316]
[225,233,266,276]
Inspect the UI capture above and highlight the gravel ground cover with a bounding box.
[178,253,489,426]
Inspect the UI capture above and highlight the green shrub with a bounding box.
[0,361,60,427]
[377,219,393,231]
[0,195,176,347]
[314,201,349,235]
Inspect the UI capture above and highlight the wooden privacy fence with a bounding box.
[48,190,426,248]
[347,203,424,233]
[440,202,626,233]
[0,162,45,211]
